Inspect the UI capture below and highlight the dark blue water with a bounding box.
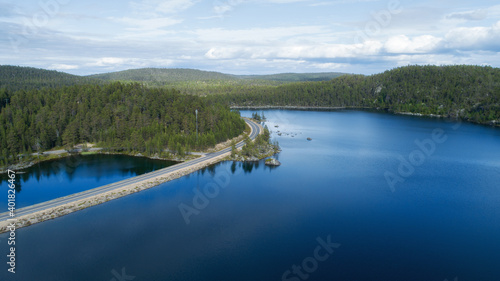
[0,154,177,209]
[1,110,499,281]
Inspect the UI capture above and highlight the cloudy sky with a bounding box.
[1,0,499,75]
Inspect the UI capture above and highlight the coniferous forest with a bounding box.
[209,65,500,123]
[1,64,499,166]
[0,82,246,166]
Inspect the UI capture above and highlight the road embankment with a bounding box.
[0,153,227,233]
[0,119,263,233]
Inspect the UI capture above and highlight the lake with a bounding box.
[0,154,177,209]
[1,110,499,281]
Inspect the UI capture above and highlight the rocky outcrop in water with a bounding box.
[265,158,281,166]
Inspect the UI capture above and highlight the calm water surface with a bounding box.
[1,110,499,281]
[0,154,177,208]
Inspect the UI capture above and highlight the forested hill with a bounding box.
[90,68,346,83]
[0,82,246,166]
[1,64,499,126]
[0,65,100,91]
[89,68,238,83]
[211,65,500,124]
[0,66,347,96]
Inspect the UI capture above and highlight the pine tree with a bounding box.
[231,140,237,158]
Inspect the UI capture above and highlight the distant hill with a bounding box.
[0,65,100,91]
[89,68,347,83]
[235,72,346,82]
[88,68,238,83]
[0,66,349,95]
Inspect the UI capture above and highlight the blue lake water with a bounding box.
[0,154,177,209]
[1,110,500,281]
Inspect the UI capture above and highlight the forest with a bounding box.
[1,64,499,166]
[88,68,345,84]
[0,65,101,92]
[208,65,500,124]
[0,82,246,166]
[87,68,344,92]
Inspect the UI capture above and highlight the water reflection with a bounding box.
[0,154,177,208]
[230,162,237,174]
[242,161,256,173]
[4,110,500,281]
[1,155,178,185]
[197,158,280,176]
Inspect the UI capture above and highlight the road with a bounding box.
[37,147,102,155]
[0,118,261,222]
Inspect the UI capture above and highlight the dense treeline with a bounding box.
[2,64,499,167]
[0,82,246,165]
[208,65,500,124]
[0,65,103,109]
[0,65,101,92]
[370,65,500,122]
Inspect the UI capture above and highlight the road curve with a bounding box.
[0,118,261,223]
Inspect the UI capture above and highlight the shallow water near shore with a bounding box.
[1,110,500,281]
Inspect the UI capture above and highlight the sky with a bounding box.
[0,0,499,75]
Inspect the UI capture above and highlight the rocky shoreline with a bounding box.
[265,158,281,166]
[0,161,37,174]
[229,148,281,162]
[395,112,444,118]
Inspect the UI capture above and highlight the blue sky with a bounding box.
[1,0,499,75]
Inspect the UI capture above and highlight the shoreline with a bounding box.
[2,108,497,174]
[231,105,369,110]
[0,120,264,233]
[232,106,500,127]
[0,120,253,174]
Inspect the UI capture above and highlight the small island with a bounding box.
[265,158,281,166]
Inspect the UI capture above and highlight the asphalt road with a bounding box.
[0,119,260,222]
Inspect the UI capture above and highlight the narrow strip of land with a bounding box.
[0,119,262,233]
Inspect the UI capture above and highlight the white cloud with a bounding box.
[88,57,129,67]
[110,16,182,31]
[274,41,384,58]
[384,35,442,54]
[205,47,243,59]
[265,0,309,3]
[195,26,327,43]
[309,62,346,69]
[205,40,384,60]
[213,0,246,16]
[2,0,500,76]
[309,0,378,6]
[131,0,197,15]
[444,20,500,51]
[48,63,79,70]
[446,9,488,21]
[83,57,176,72]
[202,20,500,64]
